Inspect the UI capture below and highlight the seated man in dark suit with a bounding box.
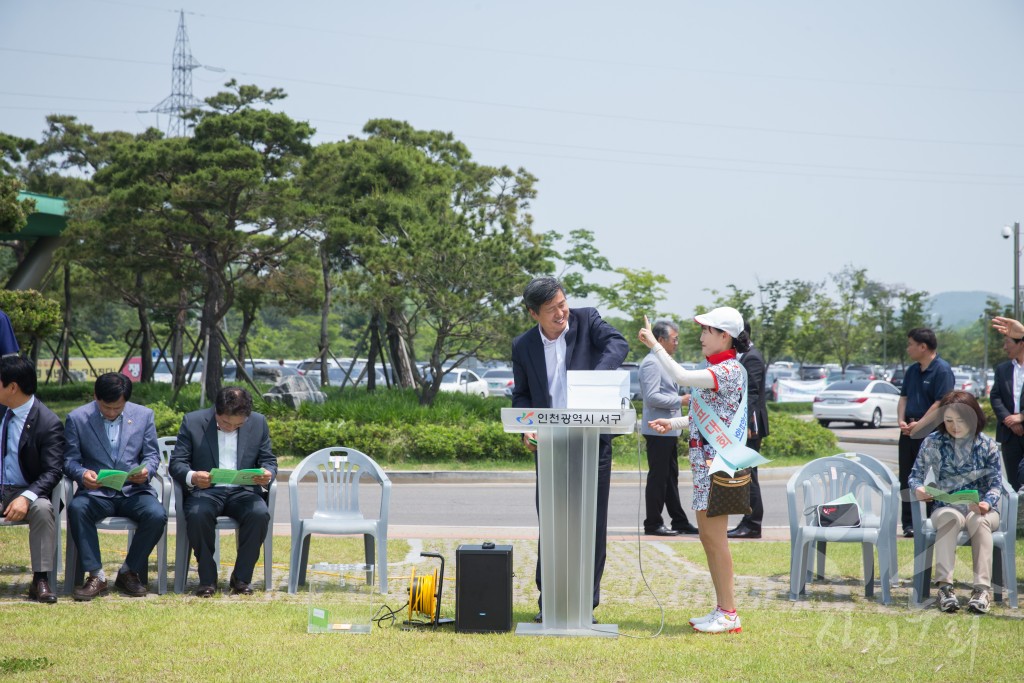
[64,372,166,600]
[0,356,65,603]
[169,386,276,596]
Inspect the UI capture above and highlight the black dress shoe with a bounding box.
[533,611,543,623]
[114,570,148,597]
[73,575,108,601]
[646,526,679,537]
[28,578,57,604]
[195,585,216,598]
[727,527,761,539]
[229,573,254,596]
[673,523,700,535]
[903,527,914,538]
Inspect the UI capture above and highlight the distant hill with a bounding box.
[928,291,1011,328]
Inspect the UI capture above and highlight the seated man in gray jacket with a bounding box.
[65,373,165,600]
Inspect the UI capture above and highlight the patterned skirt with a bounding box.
[688,445,712,511]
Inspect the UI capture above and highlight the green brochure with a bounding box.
[924,486,980,505]
[96,465,145,490]
[210,468,264,485]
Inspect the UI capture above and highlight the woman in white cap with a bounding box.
[638,306,750,634]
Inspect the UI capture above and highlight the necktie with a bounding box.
[0,409,12,489]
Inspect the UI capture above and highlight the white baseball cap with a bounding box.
[693,306,744,338]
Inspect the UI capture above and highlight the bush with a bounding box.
[980,399,998,435]
[759,413,837,460]
[149,402,185,438]
[43,382,531,465]
[35,382,93,403]
[767,401,813,414]
[267,417,523,463]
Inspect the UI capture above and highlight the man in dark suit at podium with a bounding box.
[511,277,629,621]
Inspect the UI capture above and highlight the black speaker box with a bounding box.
[456,544,513,633]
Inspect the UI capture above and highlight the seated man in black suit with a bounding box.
[0,357,65,603]
[169,386,276,596]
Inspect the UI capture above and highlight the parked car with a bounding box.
[889,367,905,390]
[482,368,515,397]
[952,371,979,397]
[438,368,488,398]
[844,364,881,380]
[251,364,299,384]
[828,367,872,383]
[223,360,266,382]
[766,366,797,401]
[304,365,386,388]
[812,379,901,428]
[798,365,828,381]
[152,359,204,383]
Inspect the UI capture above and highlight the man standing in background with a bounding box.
[897,328,955,537]
[729,321,769,539]
[640,319,697,536]
[990,332,1024,492]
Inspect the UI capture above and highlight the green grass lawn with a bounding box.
[1,529,1021,682]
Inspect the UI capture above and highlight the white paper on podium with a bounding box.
[567,370,630,409]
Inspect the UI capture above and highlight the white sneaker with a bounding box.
[689,607,722,626]
[692,611,741,634]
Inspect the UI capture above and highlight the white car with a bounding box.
[812,379,900,429]
[438,368,488,398]
[481,368,514,397]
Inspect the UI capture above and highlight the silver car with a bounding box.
[812,379,900,429]
[482,368,514,397]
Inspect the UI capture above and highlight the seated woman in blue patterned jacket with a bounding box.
[909,390,1003,615]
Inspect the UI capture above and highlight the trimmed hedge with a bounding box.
[36,384,838,464]
[767,401,813,414]
[266,418,523,462]
[757,413,838,459]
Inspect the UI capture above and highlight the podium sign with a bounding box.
[501,408,636,638]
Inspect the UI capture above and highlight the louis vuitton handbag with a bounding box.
[706,468,752,517]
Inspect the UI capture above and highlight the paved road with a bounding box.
[266,436,899,541]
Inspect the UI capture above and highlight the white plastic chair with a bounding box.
[838,452,900,587]
[0,481,62,588]
[910,480,1018,608]
[62,473,170,595]
[288,447,391,594]
[157,437,176,516]
[172,479,277,593]
[787,456,896,604]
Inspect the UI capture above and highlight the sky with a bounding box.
[3,0,1023,319]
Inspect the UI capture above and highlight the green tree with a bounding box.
[90,82,314,398]
[818,266,872,372]
[549,228,612,300]
[0,289,61,355]
[595,267,670,360]
[753,279,814,364]
[1,133,37,246]
[320,119,548,405]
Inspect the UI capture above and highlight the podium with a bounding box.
[501,407,635,638]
